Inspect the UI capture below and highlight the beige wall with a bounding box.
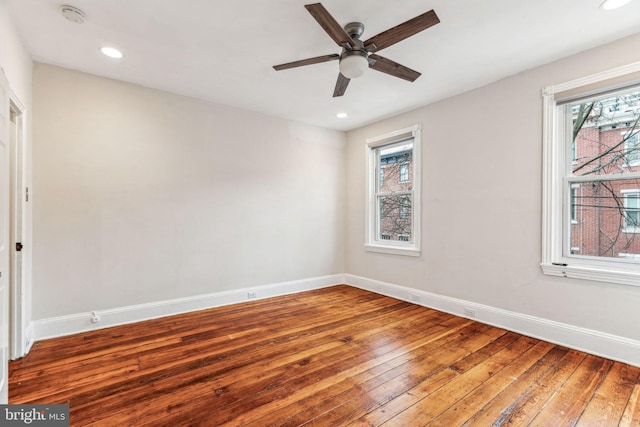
[345,32,640,341]
[0,2,32,102]
[32,63,345,318]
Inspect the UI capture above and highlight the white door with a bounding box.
[0,67,10,403]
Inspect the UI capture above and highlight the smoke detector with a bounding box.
[61,5,86,24]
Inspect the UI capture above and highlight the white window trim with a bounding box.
[619,252,640,260]
[365,124,421,256]
[541,61,640,287]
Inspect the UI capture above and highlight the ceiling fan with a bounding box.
[273,3,440,97]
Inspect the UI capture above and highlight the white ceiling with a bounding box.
[7,0,640,131]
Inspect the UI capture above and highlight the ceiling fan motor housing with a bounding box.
[344,22,365,39]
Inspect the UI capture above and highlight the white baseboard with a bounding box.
[32,274,345,341]
[24,323,34,354]
[344,274,640,368]
[30,273,640,368]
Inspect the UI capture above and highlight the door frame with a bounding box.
[9,92,27,360]
[0,65,10,403]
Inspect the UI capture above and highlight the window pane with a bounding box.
[571,91,640,177]
[399,163,409,183]
[377,195,412,242]
[626,134,640,164]
[377,142,413,192]
[570,185,579,222]
[626,193,640,229]
[569,178,640,259]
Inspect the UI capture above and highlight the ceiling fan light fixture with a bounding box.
[339,51,369,79]
[599,0,632,10]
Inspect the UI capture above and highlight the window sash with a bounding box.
[375,193,413,242]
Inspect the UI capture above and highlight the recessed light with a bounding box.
[599,0,632,10]
[336,112,348,118]
[101,47,124,59]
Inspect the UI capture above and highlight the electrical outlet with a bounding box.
[90,311,100,323]
[463,307,476,318]
[247,291,257,299]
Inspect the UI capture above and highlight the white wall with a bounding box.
[32,63,345,319]
[345,32,640,342]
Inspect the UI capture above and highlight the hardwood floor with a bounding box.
[9,285,640,426]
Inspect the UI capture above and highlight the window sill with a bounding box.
[365,244,420,257]
[540,262,640,287]
[623,228,640,234]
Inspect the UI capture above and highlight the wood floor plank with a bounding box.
[529,354,613,427]
[429,340,556,426]
[575,362,640,427]
[621,383,640,426]
[380,335,542,425]
[482,348,588,426]
[459,345,569,426]
[350,329,519,426]
[271,318,490,426]
[188,309,467,426]
[8,285,640,426]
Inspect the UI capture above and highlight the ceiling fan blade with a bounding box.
[305,3,355,48]
[333,73,350,97]
[273,54,340,71]
[364,10,440,53]
[368,54,421,82]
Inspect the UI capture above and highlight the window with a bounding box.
[366,124,421,256]
[623,190,640,233]
[624,133,640,165]
[399,163,409,183]
[542,62,640,286]
[399,196,411,219]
